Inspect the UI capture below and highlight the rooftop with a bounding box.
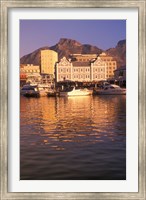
[72,61,91,67]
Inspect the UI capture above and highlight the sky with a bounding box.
[20,20,126,57]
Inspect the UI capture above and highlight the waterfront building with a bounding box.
[55,53,117,83]
[41,73,54,86]
[20,64,41,83]
[91,57,107,81]
[55,56,107,82]
[98,52,117,78]
[55,57,73,82]
[20,64,40,76]
[41,50,58,76]
[70,54,97,62]
[20,70,27,87]
[72,60,91,82]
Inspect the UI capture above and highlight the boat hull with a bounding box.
[94,89,126,95]
[22,89,48,97]
[23,92,40,98]
[59,88,93,97]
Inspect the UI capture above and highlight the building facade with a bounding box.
[70,54,97,62]
[41,50,58,76]
[20,64,40,76]
[98,52,117,78]
[56,57,73,82]
[91,57,107,81]
[20,64,41,83]
[55,55,108,82]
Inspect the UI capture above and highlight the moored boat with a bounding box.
[47,89,59,97]
[21,84,49,97]
[22,86,40,97]
[59,87,93,97]
[93,84,126,95]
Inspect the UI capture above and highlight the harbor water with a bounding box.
[20,95,126,180]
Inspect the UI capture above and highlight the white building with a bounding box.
[91,57,107,81]
[55,56,107,82]
[55,57,73,82]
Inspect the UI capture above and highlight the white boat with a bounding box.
[59,87,93,97]
[37,84,50,97]
[94,84,126,95]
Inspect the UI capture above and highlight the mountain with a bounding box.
[106,39,126,67]
[20,38,126,67]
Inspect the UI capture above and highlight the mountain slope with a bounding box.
[106,40,126,67]
[20,38,126,68]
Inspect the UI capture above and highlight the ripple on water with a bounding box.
[20,95,126,180]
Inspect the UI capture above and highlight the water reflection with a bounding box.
[20,95,126,180]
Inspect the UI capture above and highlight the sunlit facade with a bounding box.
[41,50,58,76]
[20,64,41,84]
[20,64,40,76]
[98,52,117,78]
[70,54,97,62]
[55,54,108,82]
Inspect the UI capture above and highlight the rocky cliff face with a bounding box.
[106,39,126,67]
[20,38,126,68]
[49,38,103,59]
